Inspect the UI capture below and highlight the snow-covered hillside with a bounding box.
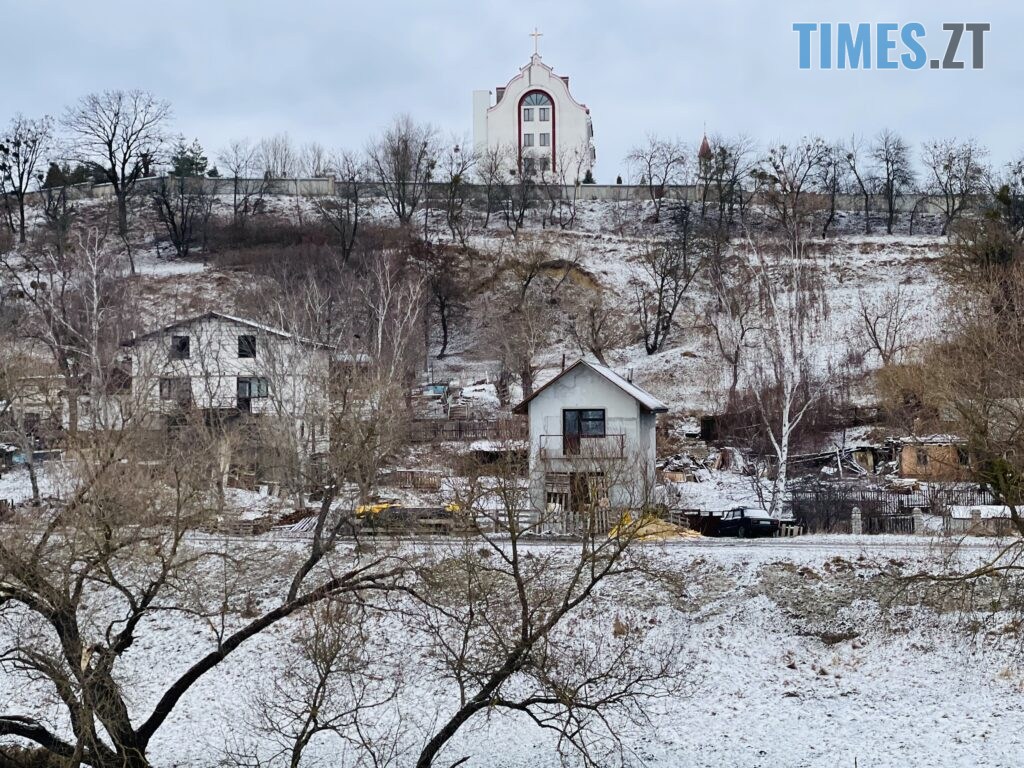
[3,194,947,421]
[1,534,1018,768]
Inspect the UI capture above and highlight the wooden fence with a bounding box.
[407,418,527,444]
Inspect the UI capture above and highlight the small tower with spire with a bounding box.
[698,132,713,162]
[697,130,713,184]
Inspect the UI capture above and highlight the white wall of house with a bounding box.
[524,364,656,517]
[128,316,332,454]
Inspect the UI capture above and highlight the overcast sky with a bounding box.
[3,0,1021,181]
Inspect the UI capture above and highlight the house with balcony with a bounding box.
[512,359,667,533]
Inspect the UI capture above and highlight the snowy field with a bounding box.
[2,531,1021,768]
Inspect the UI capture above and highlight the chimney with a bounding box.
[560,353,566,371]
[627,368,634,383]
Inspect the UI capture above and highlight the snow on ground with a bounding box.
[1,535,1021,767]
[0,462,71,504]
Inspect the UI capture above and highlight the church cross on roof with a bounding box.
[530,27,543,55]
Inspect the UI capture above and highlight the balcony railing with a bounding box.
[539,434,625,461]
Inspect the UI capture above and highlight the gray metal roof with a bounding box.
[512,358,668,414]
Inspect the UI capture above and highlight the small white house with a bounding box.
[513,359,667,532]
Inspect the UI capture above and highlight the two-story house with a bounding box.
[513,359,667,533]
[123,312,364,462]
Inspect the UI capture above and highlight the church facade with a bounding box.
[472,42,595,181]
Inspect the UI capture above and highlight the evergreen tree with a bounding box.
[582,168,595,184]
[169,137,209,177]
[41,161,93,188]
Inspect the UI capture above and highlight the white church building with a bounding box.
[472,31,595,180]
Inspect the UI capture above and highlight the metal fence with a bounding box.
[790,484,996,533]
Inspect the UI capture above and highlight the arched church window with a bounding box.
[523,92,551,106]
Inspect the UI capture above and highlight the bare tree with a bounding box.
[630,204,708,354]
[626,134,687,223]
[696,134,756,230]
[541,144,592,230]
[817,141,848,238]
[258,133,299,179]
[367,114,437,226]
[414,242,467,360]
[150,175,213,259]
[871,129,915,235]
[752,137,828,243]
[474,143,520,230]
[567,290,634,366]
[0,422,409,768]
[299,141,331,178]
[706,258,760,408]
[244,600,405,768]
[882,261,1024,536]
[844,136,875,235]
[62,90,171,239]
[312,150,366,263]
[410,451,684,768]
[219,139,269,228]
[436,139,476,246]
[0,115,53,243]
[858,285,919,366]
[0,339,57,506]
[0,228,129,436]
[922,138,989,235]
[729,235,831,514]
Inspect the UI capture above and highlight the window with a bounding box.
[539,133,550,147]
[523,92,550,106]
[107,366,132,395]
[523,158,536,175]
[170,335,190,360]
[238,334,257,358]
[916,448,929,467]
[159,377,191,404]
[563,409,606,455]
[957,446,970,466]
[522,133,534,147]
[237,377,270,399]
[539,107,550,121]
[579,410,606,436]
[523,107,534,122]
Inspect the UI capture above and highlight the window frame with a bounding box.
[539,106,550,122]
[523,107,534,122]
[237,376,270,399]
[238,334,257,359]
[522,133,534,148]
[539,132,550,147]
[159,376,191,403]
[170,335,190,360]
[563,409,607,440]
